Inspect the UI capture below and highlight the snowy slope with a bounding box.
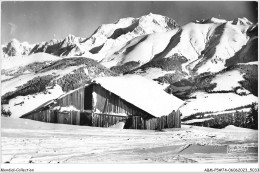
[106,17,254,81]
[1,55,116,118]
[2,85,64,119]
[177,61,258,118]
[1,52,62,70]
[81,13,178,53]
[104,18,222,72]
[1,64,85,95]
[225,23,258,67]
[193,20,251,74]
[100,29,179,68]
[210,70,244,91]
[10,13,178,60]
[180,91,258,118]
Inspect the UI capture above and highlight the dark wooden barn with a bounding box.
[21,75,184,130]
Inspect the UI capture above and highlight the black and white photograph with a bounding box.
[1,1,259,172]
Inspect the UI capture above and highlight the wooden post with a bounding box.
[176,111,179,128]
[177,110,180,128]
[172,111,176,128]
[152,119,155,130]
[57,112,60,124]
[170,112,173,128]
[98,114,101,127]
[179,110,181,128]
[69,111,72,125]
[104,114,107,127]
[95,113,97,127]
[136,117,138,129]
[99,114,101,127]
[108,116,111,127]
[76,111,80,125]
[167,114,170,128]
[164,116,167,128]
[47,110,50,123]
[154,118,157,130]
[151,118,155,130]
[112,115,115,126]
[93,113,96,127]
[91,113,94,126]
[158,117,161,131]
[131,116,134,129]
[105,115,108,127]
[103,114,106,127]
[141,118,144,130]
[161,116,164,129]
[103,114,105,127]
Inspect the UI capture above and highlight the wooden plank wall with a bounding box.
[22,110,125,128]
[129,110,181,130]
[56,87,85,111]
[22,109,181,129]
[23,110,81,125]
[91,113,126,127]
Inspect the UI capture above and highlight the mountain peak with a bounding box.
[138,13,179,30]
[64,34,76,42]
[114,17,136,25]
[66,34,75,39]
[140,13,165,20]
[61,34,82,47]
[2,38,33,57]
[210,17,227,23]
[10,38,20,44]
[194,17,227,24]
[231,17,252,25]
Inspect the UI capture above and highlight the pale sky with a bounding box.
[1,1,258,44]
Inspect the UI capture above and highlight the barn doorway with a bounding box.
[84,85,93,110]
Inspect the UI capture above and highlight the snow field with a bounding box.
[210,70,245,91]
[180,91,258,117]
[2,85,64,118]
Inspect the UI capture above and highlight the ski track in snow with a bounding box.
[1,117,257,163]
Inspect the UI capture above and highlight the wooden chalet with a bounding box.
[21,75,184,130]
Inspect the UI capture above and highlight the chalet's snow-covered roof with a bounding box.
[93,75,184,117]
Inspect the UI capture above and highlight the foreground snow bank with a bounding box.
[1,117,257,164]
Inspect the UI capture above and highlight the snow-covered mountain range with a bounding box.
[2,39,34,57]
[2,13,178,59]
[1,13,258,121]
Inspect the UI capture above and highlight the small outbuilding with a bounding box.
[21,75,184,129]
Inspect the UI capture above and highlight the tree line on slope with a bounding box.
[182,103,258,130]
